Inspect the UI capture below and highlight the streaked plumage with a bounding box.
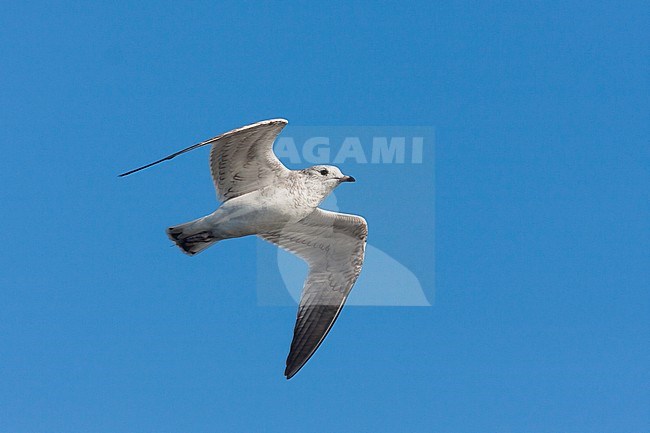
[120,119,367,378]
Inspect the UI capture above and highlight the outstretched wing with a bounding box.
[259,208,368,379]
[209,119,288,201]
[118,119,288,190]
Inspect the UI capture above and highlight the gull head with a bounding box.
[301,165,356,198]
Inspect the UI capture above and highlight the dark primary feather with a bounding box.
[118,119,288,186]
[259,209,368,379]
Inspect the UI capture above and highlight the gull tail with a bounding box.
[166,218,220,256]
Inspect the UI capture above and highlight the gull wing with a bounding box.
[259,208,368,379]
[209,119,289,201]
[119,119,289,202]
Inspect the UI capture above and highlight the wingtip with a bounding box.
[284,358,310,380]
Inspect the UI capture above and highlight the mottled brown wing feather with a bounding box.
[208,119,288,201]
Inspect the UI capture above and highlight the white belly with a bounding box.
[205,188,314,239]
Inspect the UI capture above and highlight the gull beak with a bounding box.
[340,175,356,183]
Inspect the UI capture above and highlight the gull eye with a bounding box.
[319,169,329,176]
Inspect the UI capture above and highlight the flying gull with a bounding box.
[119,119,368,379]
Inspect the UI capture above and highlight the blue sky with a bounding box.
[1,1,648,432]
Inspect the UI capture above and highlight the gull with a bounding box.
[120,119,368,379]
